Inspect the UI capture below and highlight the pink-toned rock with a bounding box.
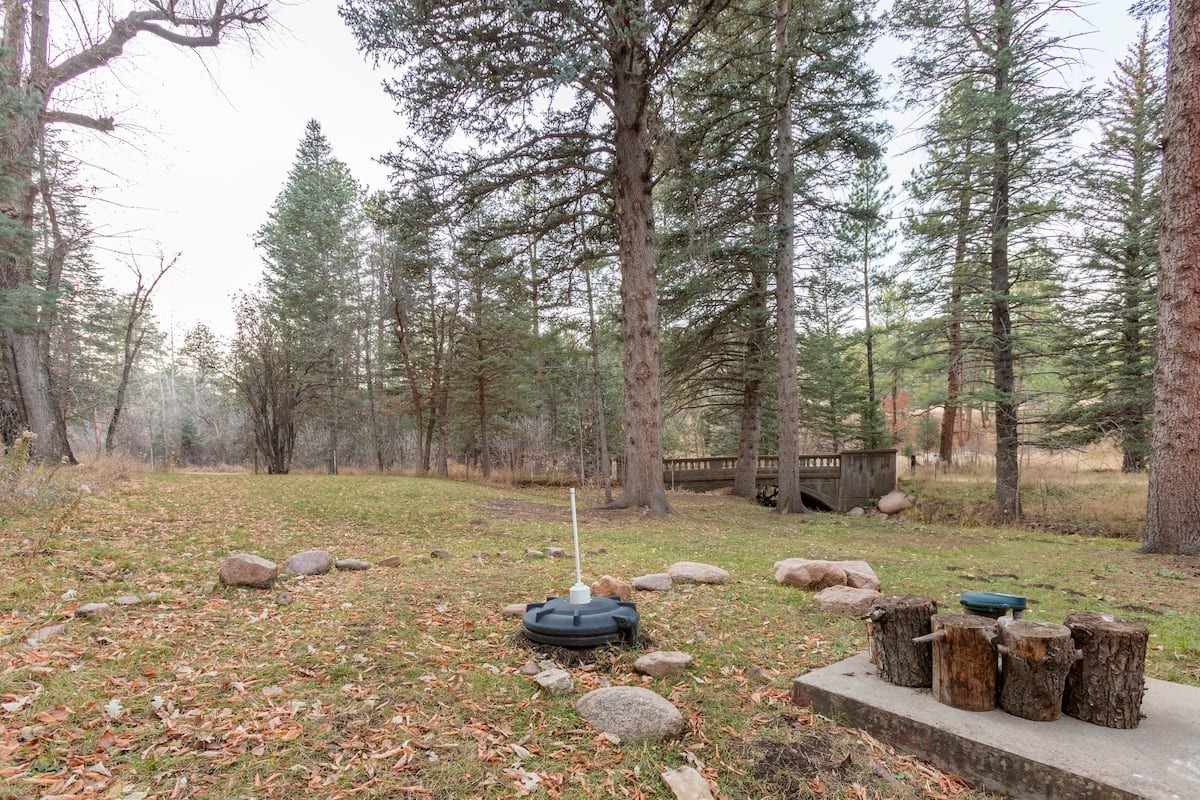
[502,603,528,617]
[218,554,278,588]
[812,585,883,615]
[838,560,881,590]
[877,491,916,514]
[378,556,403,567]
[591,575,632,601]
[773,559,847,590]
[773,558,880,591]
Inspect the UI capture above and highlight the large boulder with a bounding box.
[283,549,334,576]
[877,491,916,514]
[668,562,730,585]
[591,575,633,601]
[576,687,684,743]
[812,585,883,615]
[219,554,279,588]
[773,558,880,591]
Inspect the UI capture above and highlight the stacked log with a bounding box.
[997,620,1080,721]
[916,614,999,711]
[1063,612,1149,729]
[866,596,937,687]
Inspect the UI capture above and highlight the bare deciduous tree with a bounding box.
[0,0,270,462]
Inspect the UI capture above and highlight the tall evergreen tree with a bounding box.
[1051,27,1162,472]
[255,120,363,474]
[894,0,1089,520]
[342,0,732,513]
[835,157,894,448]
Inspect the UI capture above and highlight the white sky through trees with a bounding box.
[71,0,1139,339]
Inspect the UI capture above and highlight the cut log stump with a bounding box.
[1063,612,1148,729]
[998,620,1080,721]
[866,596,937,687]
[917,613,998,711]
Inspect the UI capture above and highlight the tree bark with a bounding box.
[1145,0,1200,554]
[584,264,613,503]
[998,620,1079,722]
[604,4,672,514]
[866,596,936,687]
[924,613,998,711]
[940,173,972,465]
[733,264,769,499]
[773,0,804,515]
[1063,612,1148,729]
[990,0,1020,522]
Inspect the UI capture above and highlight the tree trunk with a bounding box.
[923,613,998,711]
[584,264,613,503]
[733,264,768,498]
[1144,0,1200,555]
[866,596,936,687]
[997,620,1079,722]
[940,174,972,465]
[773,0,804,515]
[604,10,671,514]
[1063,612,1148,728]
[862,228,880,448]
[990,0,1020,523]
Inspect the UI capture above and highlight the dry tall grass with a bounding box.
[904,446,1148,539]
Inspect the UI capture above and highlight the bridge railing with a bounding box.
[662,449,897,511]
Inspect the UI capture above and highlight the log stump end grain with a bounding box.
[1064,612,1149,729]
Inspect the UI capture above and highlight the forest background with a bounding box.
[0,0,1178,534]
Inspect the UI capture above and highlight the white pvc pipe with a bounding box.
[568,488,591,605]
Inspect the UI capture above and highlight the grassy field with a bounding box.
[1,470,1197,799]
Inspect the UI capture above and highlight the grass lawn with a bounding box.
[1,472,1197,799]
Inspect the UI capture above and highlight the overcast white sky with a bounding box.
[73,1,400,338]
[69,0,1141,340]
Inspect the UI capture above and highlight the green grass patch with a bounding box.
[1,472,1196,798]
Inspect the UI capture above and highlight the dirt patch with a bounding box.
[510,630,654,669]
[473,497,665,525]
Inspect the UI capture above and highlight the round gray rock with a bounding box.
[576,686,683,743]
[633,573,672,592]
[668,562,730,584]
[283,550,333,576]
[219,553,279,588]
[534,668,575,694]
[633,573,673,592]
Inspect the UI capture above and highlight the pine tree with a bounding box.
[1051,27,1162,472]
[255,120,363,474]
[835,158,894,448]
[893,0,1089,520]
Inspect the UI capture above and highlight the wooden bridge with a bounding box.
[662,449,897,512]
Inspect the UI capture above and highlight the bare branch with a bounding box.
[42,110,115,131]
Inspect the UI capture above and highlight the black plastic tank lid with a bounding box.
[522,595,640,648]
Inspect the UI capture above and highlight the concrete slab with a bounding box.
[792,653,1200,800]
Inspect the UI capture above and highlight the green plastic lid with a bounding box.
[959,591,1027,612]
